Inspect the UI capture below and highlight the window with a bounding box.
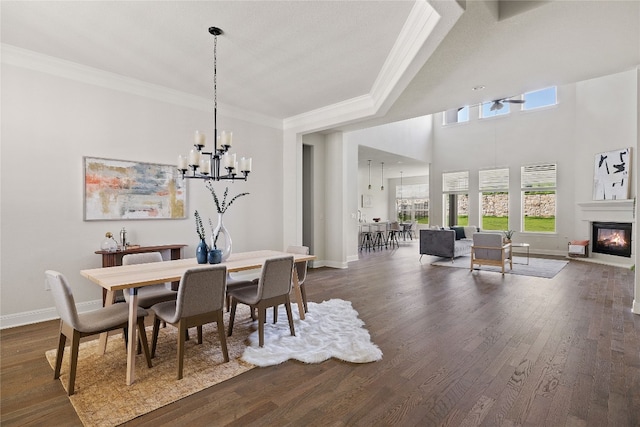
[442,171,469,226]
[479,168,509,231]
[480,101,510,118]
[443,106,469,125]
[396,183,429,224]
[523,87,557,110]
[521,164,556,232]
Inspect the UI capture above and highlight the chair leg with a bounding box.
[53,327,66,380]
[122,326,128,349]
[151,316,161,358]
[177,320,186,380]
[227,299,237,337]
[137,318,153,368]
[197,326,203,344]
[273,305,278,323]
[216,313,229,363]
[258,306,266,347]
[300,284,308,313]
[285,300,296,338]
[68,330,81,396]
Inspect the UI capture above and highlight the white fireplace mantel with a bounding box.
[577,199,635,223]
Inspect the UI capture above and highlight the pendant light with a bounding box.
[380,162,385,190]
[367,160,372,190]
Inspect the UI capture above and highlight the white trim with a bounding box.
[633,299,640,315]
[0,300,103,329]
[1,44,282,130]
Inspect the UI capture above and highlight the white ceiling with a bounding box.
[2,1,639,178]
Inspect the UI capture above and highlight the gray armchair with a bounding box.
[470,232,512,274]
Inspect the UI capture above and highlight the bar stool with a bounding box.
[372,222,387,250]
[359,224,374,251]
[387,221,401,248]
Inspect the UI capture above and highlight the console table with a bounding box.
[95,244,187,303]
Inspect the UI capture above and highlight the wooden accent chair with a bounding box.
[470,232,513,274]
[227,255,296,347]
[46,270,152,395]
[150,265,229,380]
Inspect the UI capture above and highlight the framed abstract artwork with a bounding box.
[84,157,186,220]
[593,147,631,200]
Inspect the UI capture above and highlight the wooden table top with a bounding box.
[81,250,316,292]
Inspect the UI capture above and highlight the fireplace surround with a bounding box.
[591,221,632,258]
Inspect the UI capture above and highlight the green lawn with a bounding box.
[405,215,555,232]
[451,216,555,232]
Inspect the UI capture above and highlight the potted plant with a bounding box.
[503,229,515,243]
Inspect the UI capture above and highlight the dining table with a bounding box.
[80,249,316,385]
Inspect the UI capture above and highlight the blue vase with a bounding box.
[208,249,222,264]
[196,239,208,264]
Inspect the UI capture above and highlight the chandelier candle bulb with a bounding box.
[221,131,232,148]
[177,155,188,170]
[200,157,211,174]
[223,153,236,169]
[239,157,252,172]
[194,130,205,147]
[189,149,201,167]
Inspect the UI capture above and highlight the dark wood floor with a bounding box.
[2,243,639,426]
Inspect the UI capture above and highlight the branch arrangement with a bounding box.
[194,210,206,240]
[205,181,249,214]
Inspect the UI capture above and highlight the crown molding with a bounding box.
[1,44,282,130]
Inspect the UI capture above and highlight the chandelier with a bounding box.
[177,27,252,181]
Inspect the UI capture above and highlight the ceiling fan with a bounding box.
[489,97,525,111]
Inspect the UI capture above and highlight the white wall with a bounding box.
[1,54,284,327]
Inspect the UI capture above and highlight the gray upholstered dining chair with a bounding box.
[150,265,229,380]
[225,274,257,312]
[227,255,295,347]
[286,245,310,313]
[122,252,180,353]
[470,232,513,274]
[122,252,178,307]
[46,270,152,395]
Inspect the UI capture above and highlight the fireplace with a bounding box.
[591,221,632,258]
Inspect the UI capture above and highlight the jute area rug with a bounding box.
[431,255,569,279]
[45,299,382,426]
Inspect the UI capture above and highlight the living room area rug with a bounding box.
[45,299,381,426]
[431,255,569,279]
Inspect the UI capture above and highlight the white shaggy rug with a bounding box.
[241,298,383,367]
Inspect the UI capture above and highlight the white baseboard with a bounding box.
[633,299,640,315]
[1,300,103,329]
